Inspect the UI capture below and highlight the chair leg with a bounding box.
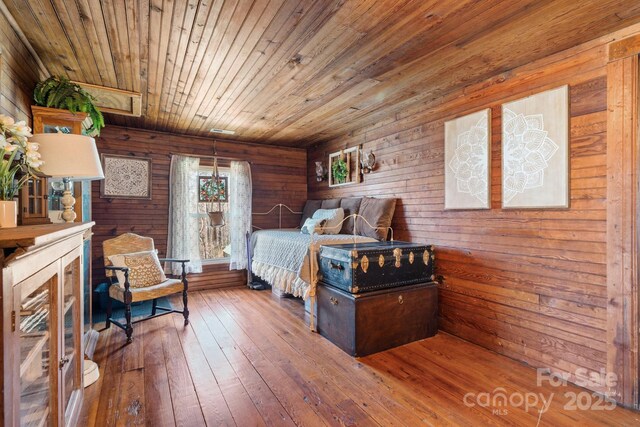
[183,289,189,326]
[151,298,158,316]
[125,301,133,343]
[105,296,113,328]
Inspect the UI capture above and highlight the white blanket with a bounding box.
[250,229,377,299]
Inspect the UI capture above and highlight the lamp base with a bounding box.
[61,178,76,223]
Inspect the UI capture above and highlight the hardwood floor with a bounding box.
[80,288,640,426]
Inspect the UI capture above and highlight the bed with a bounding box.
[250,229,377,299]
[247,198,397,316]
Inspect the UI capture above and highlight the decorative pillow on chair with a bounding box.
[108,250,167,288]
[356,197,396,240]
[312,208,345,234]
[301,218,326,235]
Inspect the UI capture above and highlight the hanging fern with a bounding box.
[33,75,105,136]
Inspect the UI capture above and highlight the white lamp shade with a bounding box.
[30,133,105,180]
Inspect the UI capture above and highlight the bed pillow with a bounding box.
[339,197,362,234]
[301,218,326,235]
[299,199,323,228]
[108,250,167,288]
[356,197,396,240]
[312,208,345,234]
[321,198,341,209]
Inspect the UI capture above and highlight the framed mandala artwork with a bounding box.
[100,154,152,199]
[501,85,569,208]
[444,108,491,210]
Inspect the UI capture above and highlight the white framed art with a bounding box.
[444,108,491,210]
[501,85,569,209]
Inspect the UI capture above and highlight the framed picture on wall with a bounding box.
[100,154,152,199]
[444,108,491,210]
[501,85,569,208]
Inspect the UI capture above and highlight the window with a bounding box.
[197,166,230,262]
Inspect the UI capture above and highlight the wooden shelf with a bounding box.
[63,296,76,316]
[20,332,49,379]
[20,374,51,427]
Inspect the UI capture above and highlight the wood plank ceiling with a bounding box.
[4,0,640,146]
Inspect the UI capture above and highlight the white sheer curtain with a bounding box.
[229,161,252,270]
[166,155,202,275]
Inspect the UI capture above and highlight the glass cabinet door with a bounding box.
[61,255,82,423]
[18,274,56,427]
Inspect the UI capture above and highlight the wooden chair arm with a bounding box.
[104,266,131,293]
[105,266,129,272]
[158,258,190,263]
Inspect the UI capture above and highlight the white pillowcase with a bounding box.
[301,218,326,235]
[312,208,344,235]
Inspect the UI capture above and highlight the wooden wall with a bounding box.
[308,26,640,395]
[92,126,306,291]
[0,8,40,121]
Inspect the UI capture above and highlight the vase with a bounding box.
[0,200,18,228]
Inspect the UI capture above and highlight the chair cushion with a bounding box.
[355,197,397,240]
[109,279,184,303]
[321,198,341,209]
[301,218,326,235]
[339,197,362,234]
[108,250,167,288]
[299,199,323,228]
[312,208,345,235]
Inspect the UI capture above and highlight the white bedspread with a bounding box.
[250,229,377,299]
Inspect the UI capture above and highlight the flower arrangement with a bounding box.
[0,115,42,201]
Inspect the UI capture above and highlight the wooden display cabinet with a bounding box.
[1,222,93,426]
[29,106,88,224]
[18,173,52,226]
[31,106,87,136]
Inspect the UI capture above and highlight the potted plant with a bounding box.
[0,115,42,227]
[33,75,105,136]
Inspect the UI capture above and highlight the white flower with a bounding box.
[11,121,32,138]
[4,144,18,152]
[27,159,43,169]
[27,142,39,151]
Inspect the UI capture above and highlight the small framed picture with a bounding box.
[100,154,152,199]
[198,176,228,203]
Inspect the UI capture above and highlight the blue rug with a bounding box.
[93,296,172,324]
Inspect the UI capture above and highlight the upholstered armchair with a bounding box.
[102,233,189,343]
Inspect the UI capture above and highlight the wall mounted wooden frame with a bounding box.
[72,81,142,117]
[328,146,361,187]
[100,154,152,199]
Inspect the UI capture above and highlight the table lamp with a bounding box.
[29,133,104,222]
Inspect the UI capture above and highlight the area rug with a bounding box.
[93,296,172,324]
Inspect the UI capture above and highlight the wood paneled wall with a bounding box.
[0,9,40,121]
[92,126,306,291]
[308,25,640,396]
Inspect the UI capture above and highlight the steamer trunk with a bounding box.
[318,241,435,294]
[316,281,438,357]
